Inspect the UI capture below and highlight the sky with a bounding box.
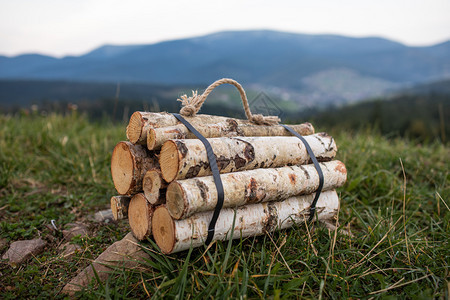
[0,0,449,57]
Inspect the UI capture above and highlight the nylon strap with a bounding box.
[173,113,224,245]
[281,124,324,222]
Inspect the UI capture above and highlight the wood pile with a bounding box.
[109,79,347,254]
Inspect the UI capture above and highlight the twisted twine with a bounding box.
[177,78,280,125]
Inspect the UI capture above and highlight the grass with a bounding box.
[0,112,448,299]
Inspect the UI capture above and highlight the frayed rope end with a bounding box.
[178,90,203,117]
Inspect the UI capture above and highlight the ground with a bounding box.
[0,112,448,298]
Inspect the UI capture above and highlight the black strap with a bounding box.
[173,113,224,245]
[281,124,324,222]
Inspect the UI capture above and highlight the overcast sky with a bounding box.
[1,0,449,57]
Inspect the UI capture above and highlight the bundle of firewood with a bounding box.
[110,79,347,254]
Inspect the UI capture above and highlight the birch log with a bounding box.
[166,160,347,219]
[127,111,247,144]
[147,121,314,150]
[110,196,131,221]
[111,141,159,195]
[128,193,154,240]
[143,169,167,205]
[153,190,339,254]
[160,133,336,183]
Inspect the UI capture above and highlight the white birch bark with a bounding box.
[147,121,314,150]
[153,190,339,254]
[127,111,248,144]
[166,160,347,219]
[160,133,337,182]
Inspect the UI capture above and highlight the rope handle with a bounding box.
[177,78,280,125]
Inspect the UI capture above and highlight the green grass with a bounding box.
[0,112,448,299]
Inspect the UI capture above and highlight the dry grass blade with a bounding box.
[350,216,402,270]
[436,192,450,212]
[369,274,431,295]
[266,233,292,274]
[399,158,411,265]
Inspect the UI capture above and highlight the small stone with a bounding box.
[62,222,89,240]
[94,209,114,223]
[2,238,46,265]
[0,238,8,250]
[62,232,149,294]
[58,242,82,258]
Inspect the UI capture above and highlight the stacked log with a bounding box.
[110,196,131,221]
[153,190,339,254]
[165,160,346,220]
[110,111,347,254]
[143,170,166,205]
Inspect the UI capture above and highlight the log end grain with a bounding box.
[126,111,144,144]
[160,140,180,183]
[152,206,175,254]
[143,170,165,204]
[147,128,157,150]
[111,142,134,195]
[166,181,186,219]
[128,194,153,240]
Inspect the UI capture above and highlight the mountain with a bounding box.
[1,30,449,106]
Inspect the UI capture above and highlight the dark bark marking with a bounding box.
[264,202,278,233]
[243,144,255,161]
[186,161,209,178]
[216,155,231,171]
[289,173,297,184]
[245,178,266,204]
[234,154,247,169]
[299,165,310,179]
[234,138,255,162]
[186,165,201,178]
[195,179,209,203]
[175,141,188,159]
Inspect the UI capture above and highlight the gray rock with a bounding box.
[58,242,82,258]
[62,232,149,294]
[62,222,89,240]
[2,238,46,265]
[94,209,114,223]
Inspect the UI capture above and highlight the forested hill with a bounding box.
[308,92,449,143]
[1,30,449,105]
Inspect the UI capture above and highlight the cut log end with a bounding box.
[147,128,157,150]
[152,206,175,254]
[126,112,144,144]
[128,194,153,240]
[166,182,186,219]
[143,170,165,204]
[111,142,134,195]
[160,140,180,182]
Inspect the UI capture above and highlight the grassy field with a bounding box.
[0,112,448,299]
